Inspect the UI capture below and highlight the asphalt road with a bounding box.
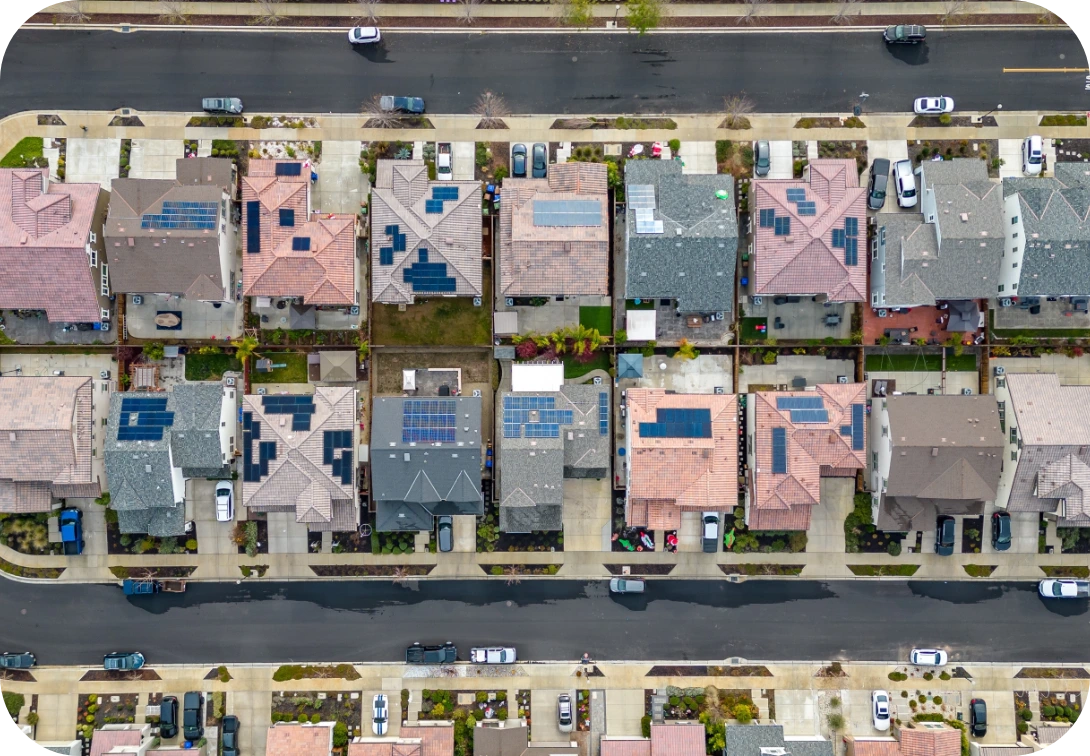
[0,29,1086,116]
[1,579,1086,665]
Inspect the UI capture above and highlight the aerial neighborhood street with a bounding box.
[0,1,1089,756]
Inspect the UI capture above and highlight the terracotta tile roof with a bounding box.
[265,723,333,756]
[0,377,98,512]
[650,723,706,756]
[500,163,609,297]
[601,740,652,756]
[88,729,143,756]
[403,725,455,756]
[751,383,867,530]
[898,727,961,756]
[848,740,901,756]
[626,389,738,529]
[0,168,103,322]
[751,159,867,302]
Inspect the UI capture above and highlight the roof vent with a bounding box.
[8,432,15,442]
[403,453,411,462]
[932,447,938,456]
[145,465,152,473]
[960,213,969,222]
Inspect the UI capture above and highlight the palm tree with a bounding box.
[231,336,259,365]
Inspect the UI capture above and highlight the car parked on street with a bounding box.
[202,97,244,115]
[991,511,1011,552]
[868,158,890,211]
[914,96,955,115]
[437,515,453,553]
[379,96,425,114]
[872,690,891,731]
[222,714,240,756]
[884,24,926,44]
[216,481,234,522]
[753,141,770,177]
[183,691,204,741]
[348,26,382,45]
[557,694,574,733]
[532,143,548,178]
[970,698,987,737]
[511,144,528,178]
[609,578,645,594]
[702,512,720,553]
[910,648,948,666]
[1022,135,1044,175]
[160,696,179,739]
[935,515,955,556]
[405,642,457,664]
[1039,579,1090,598]
[373,694,389,736]
[0,652,36,669]
[471,647,517,664]
[894,160,917,208]
[103,651,144,671]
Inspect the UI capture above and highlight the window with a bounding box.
[1013,283,1018,290]
[872,452,878,468]
[1012,247,1018,254]
[100,263,110,296]
[1010,427,1018,444]
[881,425,888,437]
[1013,262,1019,268]
[87,246,97,268]
[1013,232,1019,239]
[1011,450,1017,462]
[1011,216,1018,225]
[999,285,1005,292]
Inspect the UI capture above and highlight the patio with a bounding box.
[863,300,985,345]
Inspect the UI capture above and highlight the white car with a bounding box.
[372,694,388,736]
[910,648,948,666]
[1022,135,1044,176]
[914,96,955,115]
[872,690,891,731]
[557,694,574,734]
[1038,579,1090,598]
[894,160,917,209]
[348,26,381,44]
[215,481,234,522]
[470,647,517,664]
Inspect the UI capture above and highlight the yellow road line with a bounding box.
[1002,67,1089,73]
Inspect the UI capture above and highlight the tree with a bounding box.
[675,338,699,360]
[831,0,863,25]
[158,0,191,24]
[627,0,667,35]
[391,567,410,585]
[556,0,595,29]
[357,0,381,24]
[733,703,753,724]
[827,712,845,732]
[361,94,406,129]
[940,0,968,24]
[333,722,349,748]
[504,566,523,585]
[722,93,755,130]
[251,0,284,26]
[357,337,370,362]
[472,91,511,129]
[58,0,91,23]
[457,0,483,25]
[738,0,768,25]
[231,335,259,364]
[142,342,165,361]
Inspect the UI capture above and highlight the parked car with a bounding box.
[183,691,204,741]
[215,481,234,522]
[372,694,389,736]
[532,143,548,178]
[557,694,574,733]
[914,96,955,115]
[437,515,453,553]
[103,651,144,671]
[609,578,645,594]
[405,642,456,664]
[436,143,453,181]
[773,296,801,305]
[872,690,891,731]
[160,695,179,739]
[702,512,720,553]
[511,144,528,178]
[883,24,926,44]
[1022,135,1044,176]
[202,97,244,115]
[222,714,240,756]
[59,507,84,556]
[935,515,956,556]
[969,698,987,737]
[0,652,35,669]
[348,26,381,44]
[868,158,890,211]
[379,96,425,114]
[910,648,948,666]
[753,141,771,177]
[894,160,917,209]
[1039,579,1090,598]
[991,511,1011,552]
[471,647,517,664]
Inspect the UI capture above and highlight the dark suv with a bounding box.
[970,698,987,737]
[935,515,956,556]
[159,696,179,739]
[883,25,926,44]
[991,511,1011,552]
[868,159,890,211]
[183,691,204,741]
[406,642,457,664]
[222,714,240,756]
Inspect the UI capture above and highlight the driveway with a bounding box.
[189,478,236,555]
[531,689,572,742]
[129,139,184,179]
[453,142,476,180]
[65,137,121,190]
[865,139,909,215]
[767,140,793,179]
[313,140,369,215]
[267,510,309,554]
[679,141,716,175]
[562,478,611,552]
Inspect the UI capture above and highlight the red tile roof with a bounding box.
[626,390,738,529]
[0,169,103,322]
[751,159,867,302]
[601,740,652,756]
[849,740,902,756]
[751,383,867,530]
[898,726,961,756]
[650,723,706,756]
[265,723,333,756]
[89,729,143,756]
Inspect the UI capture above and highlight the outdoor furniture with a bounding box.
[687,316,702,328]
[773,316,785,330]
[824,314,841,327]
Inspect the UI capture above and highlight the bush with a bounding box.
[298,713,309,723]
[933,696,942,705]
[1065,706,1077,720]
[901,691,909,698]
[923,672,934,681]
[1042,705,1055,718]
[26,711,38,726]
[888,672,907,682]
[1017,721,1029,734]
[939,672,951,681]
[938,113,952,125]
[669,696,681,707]
[218,665,231,683]
[909,700,918,709]
[88,703,98,714]
[432,703,446,717]
[185,539,198,551]
[1020,708,1033,721]
[919,695,927,703]
[641,715,652,738]
[888,540,902,556]
[333,722,349,748]
[733,704,752,724]
[827,713,845,730]
[311,713,321,724]
[683,696,696,709]
[476,691,488,704]
[143,342,166,361]
[490,565,503,575]
[3,692,25,720]
[668,139,681,153]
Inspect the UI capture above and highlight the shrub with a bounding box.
[888,540,902,556]
[668,139,681,153]
[933,696,942,705]
[476,691,488,704]
[311,713,321,724]
[669,696,681,707]
[88,703,98,714]
[939,672,951,681]
[88,695,97,705]
[733,704,752,724]
[938,113,952,125]
[218,665,231,683]
[827,713,845,730]
[497,708,508,720]
[490,565,503,575]
[333,722,349,748]
[901,691,909,698]
[1065,706,1077,720]
[432,703,446,717]
[683,696,696,709]
[298,713,309,723]
[185,539,198,551]
[1017,721,1029,734]
[909,700,918,709]
[26,711,38,726]
[829,697,841,707]
[919,695,927,703]
[923,672,934,681]
[4,692,25,720]
[1020,708,1033,721]
[1042,705,1055,718]
[888,672,907,682]
[142,342,166,361]
[641,715,652,738]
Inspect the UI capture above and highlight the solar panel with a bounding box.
[402,400,458,444]
[279,208,295,227]
[121,397,168,412]
[432,186,459,201]
[291,237,311,252]
[797,201,816,216]
[524,424,560,438]
[140,201,217,231]
[845,217,859,236]
[790,409,830,423]
[380,248,393,265]
[776,396,824,410]
[503,423,521,438]
[599,392,608,436]
[425,200,444,214]
[851,403,865,450]
[845,238,858,266]
[533,199,602,227]
[275,162,303,176]
[418,248,428,263]
[759,208,775,228]
[246,200,260,254]
[634,208,664,235]
[774,216,791,236]
[771,427,787,474]
[840,425,852,436]
[628,185,656,210]
[831,228,845,249]
[785,188,806,202]
[340,451,353,484]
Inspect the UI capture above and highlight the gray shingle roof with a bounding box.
[624,160,737,313]
[170,384,228,475]
[724,725,831,756]
[371,396,483,531]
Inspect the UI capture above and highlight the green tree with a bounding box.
[558,0,594,29]
[142,342,166,361]
[231,335,259,364]
[626,0,666,35]
[333,721,349,748]
[733,704,752,724]
[605,160,621,190]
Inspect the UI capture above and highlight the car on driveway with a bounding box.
[532,143,548,178]
[222,714,240,756]
[437,515,453,553]
[884,24,926,44]
[969,698,987,737]
[910,648,948,666]
[557,694,574,733]
[991,511,1011,552]
[379,96,425,114]
[183,691,204,741]
[0,652,35,669]
[935,515,955,556]
[103,651,144,671]
[1022,135,1044,176]
[202,97,244,115]
[914,96,954,115]
[348,26,381,45]
[872,690,891,731]
[471,647,517,664]
[406,642,456,664]
[511,144,528,178]
[373,694,389,736]
[609,578,645,594]
[753,141,770,177]
[867,158,890,211]
[894,160,917,208]
[160,695,179,739]
[1038,579,1090,598]
[702,512,720,553]
[216,481,234,522]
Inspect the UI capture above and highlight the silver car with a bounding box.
[753,141,770,177]
[609,578,645,594]
[557,694,574,733]
[202,97,244,115]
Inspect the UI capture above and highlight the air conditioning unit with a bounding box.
[100,370,111,379]
[349,306,360,316]
[100,321,111,332]
[257,387,267,395]
[714,387,725,395]
[962,388,972,395]
[593,376,602,385]
[1000,298,1013,307]
[837,375,848,384]
[877,309,888,318]
[226,377,236,386]
[472,390,482,398]
[714,311,724,321]
[505,298,514,307]
[752,296,763,306]
[132,295,143,305]
[473,297,482,307]
[994,366,1005,376]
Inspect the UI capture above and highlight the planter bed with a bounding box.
[240,565,269,577]
[856,529,904,554]
[37,114,64,126]
[79,670,162,682]
[576,689,591,731]
[1,513,62,556]
[106,515,199,556]
[108,565,196,579]
[0,670,35,682]
[310,564,433,577]
[76,692,138,732]
[109,116,144,127]
[645,686,760,723]
[0,556,63,580]
[205,666,234,682]
[612,525,656,552]
[1054,138,1090,163]
[516,690,532,738]
[816,140,868,175]
[795,117,865,129]
[847,564,920,577]
[475,141,510,183]
[646,665,772,677]
[478,499,563,553]
[961,515,983,555]
[719,564,804,576]
[909,115,998,128]
[1041,565,1090,578]
[372,524,419,556]
[1056,526,1090,554]
[963,564,996,578]
[483,563,561,577]
[420,689,508,722]
[331,527,372,554]
[206,691,226,727]
[273,665,360,682]
[604,563,675,576]
[1016,668,1090,680]
[907,138,1000,178]
[270,690,362,732]
[235,519,269,556]
[1037,691,1082,724]
[550,117,677,130]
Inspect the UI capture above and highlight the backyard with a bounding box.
[372,270,493,346]
[251,351,309,384]
[564,351,610,379]
[865,352,977,372]
[184,352,242,381]
[374,349,492,395]
[739,317,768,343]
[579,305,612,335]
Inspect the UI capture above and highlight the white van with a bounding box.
[894,160,917,208]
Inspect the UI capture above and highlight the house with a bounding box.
[750,159,867,302]
[871,395,1003,531]
[266,722,335,756]
[371,396,483,532]
[1000,163,1090,303]
[242,159,358,312]
[624,389,738,530]
[175,156,237,199]
[723,724,833,756]
[996,372,1090,525]
[105,158,236,304]
[370,159,482,304]
[747,384,867,531]
[350,723,454,756]
[1032,723,1072,749]
[242,387,358,532]
[969,747,1035,756]
[105,383,237,536]
[497,380,609,532]
[473,720,578,756]
[86,724,192,756]
[34,741,82,756]
[499,162,609,298]
[624,160,737,315]
[0,377,100,513]
[873,159,1003,310]
[895,723,962,756]
[601,722,706,756]
[844,738,902,756]
[0,167,110,327]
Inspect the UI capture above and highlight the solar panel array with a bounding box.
[261,394,316,432]
[639,408,712,439]
[833,217,860,266]
[242,411,270,483]
[628,185,656,209]
[785,188,806,202]
[774,216,791,236]
[790,409,830,423]
[324,430,354,484]
[797,201,817,216]
[380,224,406,265]
[292,237,311,252]
[426,186,460,214]
[759,208,775,228]
[634,208,664,235]
[279,208,295,227]
[403,259,457,293]
[776,396,824,410]
[403,399,457,443]
[117,397,175,441]
[533,199,602,227]
[141,201,217,231]
[502,395,572,439]
[771,427,787,474]
[851,403,865,450]
[246,200,261,254]
[275,163,302,177]
[598,392,608,436]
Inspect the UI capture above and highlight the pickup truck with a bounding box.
[436,143,453,180]
[405,642,457,664]
[59,508,84,556]
[123,579,187,596]
[470,647,517,664]
[1039,579,1090,598]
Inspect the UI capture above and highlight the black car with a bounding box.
[991,511,1011,552]
[0,652,36,669]
[532,143,547,179]
[969,698,987,737]
[406,642,457,664]
[437,515,453,553]
[511,144,528,178]
[183,691,204,741]
[222,714,240,756]
[159,696,179,739]
[868,159,890,211]
[935,515,955,556]
[883,24,926,44]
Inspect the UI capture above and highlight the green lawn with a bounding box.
[184,353,242,381]
[251,352,309,384]
[865,353,977,372]
[373,270,492,346]
[0,137,43,168]
[739,317,768,343]
[579,305,612,335]
[564,350,611,379]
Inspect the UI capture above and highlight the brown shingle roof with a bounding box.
[266,723,333,756]
[175,157,235,196]
[0,169,102,322]
[898,727,960,756]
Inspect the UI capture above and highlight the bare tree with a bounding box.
[391,566,410,585]
[940,0,968,24]
[737,0,768,26]
[1036,8,1060,25]
[472,91,511,129]
[503,566,522,586]
[554,0,594,29]
[457,0,483,26]
[357,0,381,24]
[721,92,755,130]
[831,0,863,26]
[360,94,404,128]
[251,0,284,26]
[158,0,191,24]
[57,0,91,23]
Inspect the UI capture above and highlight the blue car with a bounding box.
[103,651,145,671]
[379,96,425,114]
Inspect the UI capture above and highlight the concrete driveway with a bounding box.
[66,137,120,190]
[268,510,309,553]
[129,139,184,179]
[189,478,236,555]
[865,139,909,214]
[767,140,794,179]
[453,142,476,180]
[314,140,369,214]
[679,141,717,175]
[562,478,611,551]
[530,689,572,742]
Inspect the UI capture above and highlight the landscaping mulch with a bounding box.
[79,670,161,682]
[77,692,139,731]
[646,665,773,677]
[603,563,675,575]
[271,690,362,728]
[1041,565,1090,578]
[847,564,920,576]
[551,117,677,130]
[109,566,196,579]
[205,666,234,682]
[332,528,373,554]
[1016,668,1090,680]
[481,563,562,577]
[37,114,64,126]
[0,670,35,683]
[1054,139,1090,163]
[646,687,760,722]
[273,665,361,682]
[0,513,61,556]
[817,140,868,175]
[1057,526,1090,554]
[0,557,64,580]
[309,564,433,577]
[1037,691,1082,723]
[856,529,904,554]
[106,516,199,556]
[478,498,564,553]
[907,138,1000,177]
[477,141,510,183]
[719,564,804,576]
[109,116,144,127]
[420,689,509,722]
[241,564,269,578]
[235,519,270,556]
[909,115,999,128]
[961,515,984,555]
